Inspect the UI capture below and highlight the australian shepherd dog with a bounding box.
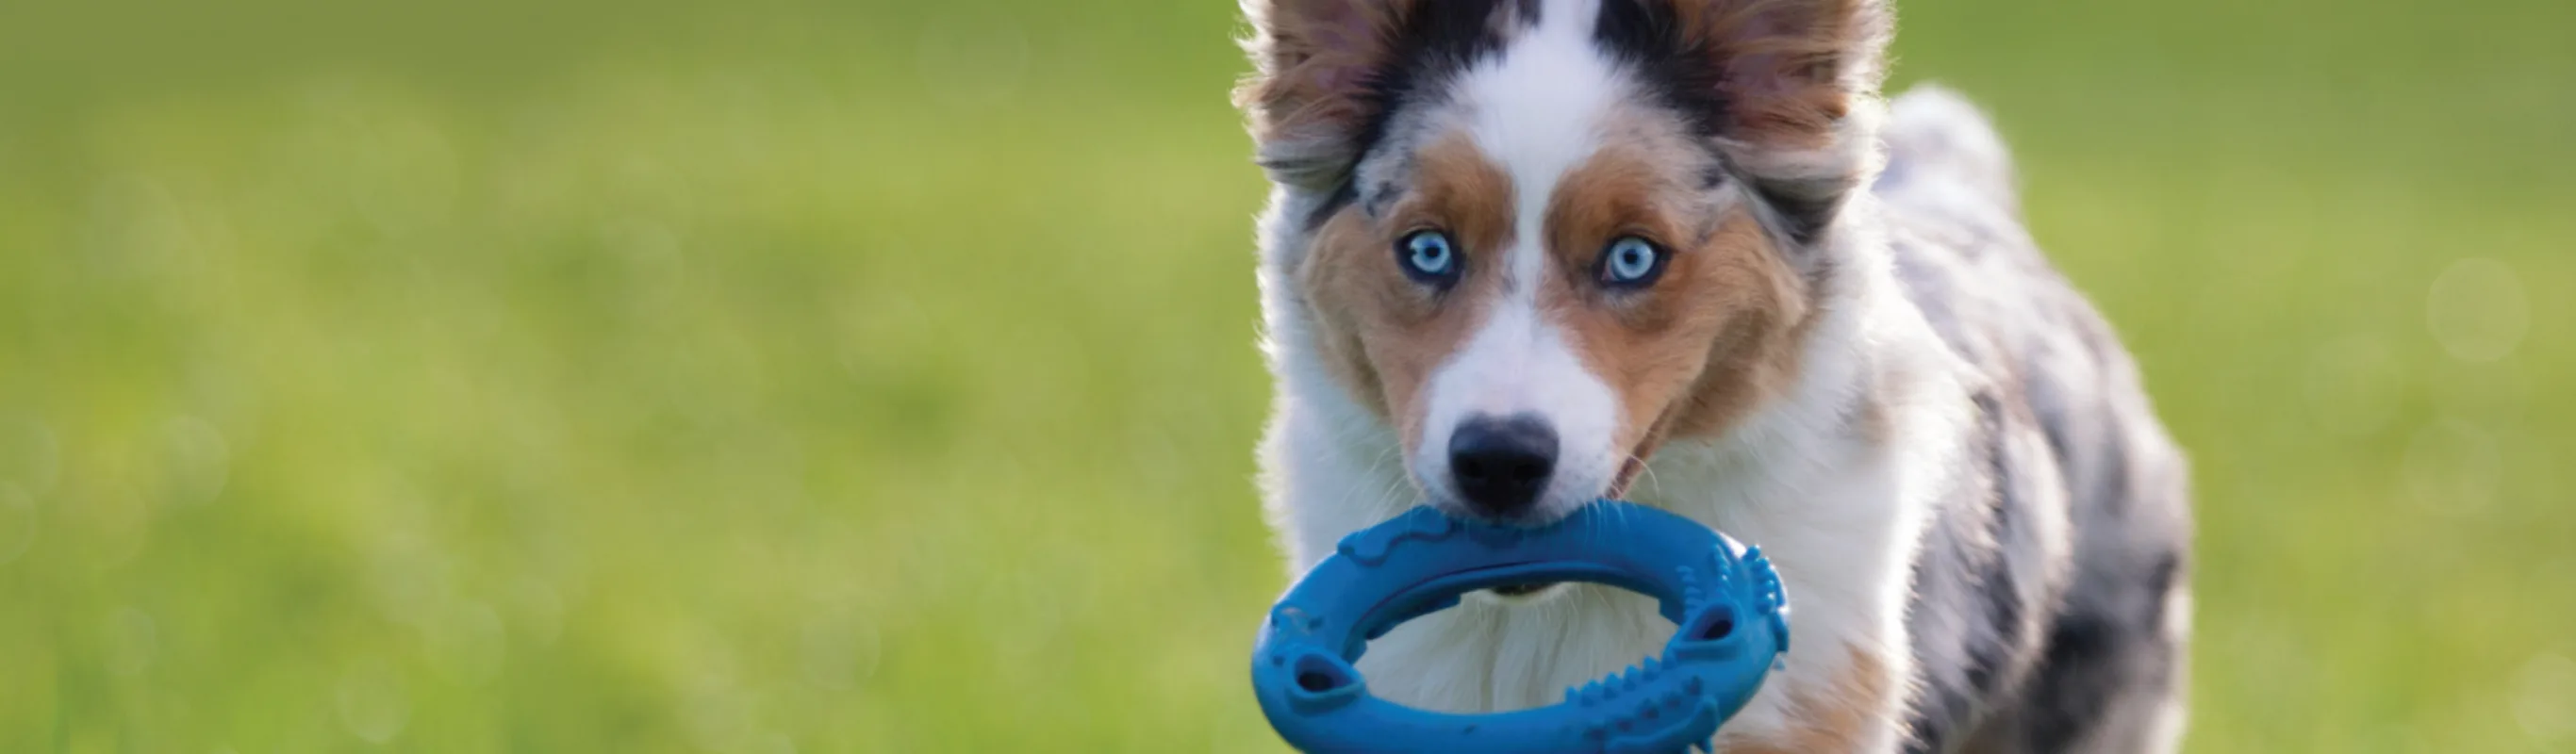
[1237,0,2194,750]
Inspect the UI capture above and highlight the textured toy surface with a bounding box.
[1250,501,1791,754]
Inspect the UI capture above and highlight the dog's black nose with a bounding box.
[1447,414,1558,518]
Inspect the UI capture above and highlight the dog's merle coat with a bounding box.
[1238,0,2193,750]
[1875,91,2193,752]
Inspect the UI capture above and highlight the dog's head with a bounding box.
[1243,0,1889,523]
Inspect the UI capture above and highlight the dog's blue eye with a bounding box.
[1397,230,1459,284]
[1600,236,1666,287]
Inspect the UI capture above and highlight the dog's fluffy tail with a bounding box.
[1876,84,2019,215]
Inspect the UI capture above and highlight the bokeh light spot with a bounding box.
[2401,418,2502,515]
[682,686,752,753]
[104,607,157,677]
[157,417,230,507]
[2512,652,2576,746]
[2426,257,2530,363]
[423,602,506,687]
[80,479,154,567]
[335,658,409,745]
[296,86,462,235]
[78,175,198,277]
[368,532,454,629]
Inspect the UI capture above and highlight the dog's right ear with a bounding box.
[1237,0,1407,192]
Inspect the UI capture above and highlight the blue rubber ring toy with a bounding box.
[1250,500,1790,754]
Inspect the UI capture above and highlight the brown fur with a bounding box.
[1235,0,1414,187]
[1296,134,1517,449]
[1298,110,1824,483]
[1720,645,1899,753]
[1672,0,1890,148]
[1245,0,1884,474]
[1245,4,2195,752]
[1241,0,1887,152]
[1540,140,1814,476]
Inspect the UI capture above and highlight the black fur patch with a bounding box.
[1591,0,1729,141]
[1310,0,1529,228]
[1305,181,1362,228]
[1697,164,1731,190]
[1755,179,1847,247]
[1881,124,2196,750]
[2022,611,2141,751]
[1514,0,1544,25]
[1902,388,2045,754]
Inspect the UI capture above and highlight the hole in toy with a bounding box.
[1686,605,1736,642]
[1293,654,1354,694]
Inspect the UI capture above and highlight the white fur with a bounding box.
[1256,0,1967,748]
[1413,301,1623,514]
[1266,198,1973,749]
[1633,229,1971,750]
[1412,0,1627,519]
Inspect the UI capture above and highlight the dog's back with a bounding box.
[1877,87,2195,753]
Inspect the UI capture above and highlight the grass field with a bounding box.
[2,0,2572,751]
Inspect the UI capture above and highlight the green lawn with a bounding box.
[1,0,2571,751]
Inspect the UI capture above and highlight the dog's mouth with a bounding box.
[1478,442,1660,601]
[1609,455,1647,500]
[1609,416,1674,500]
[1480,581,1566,601]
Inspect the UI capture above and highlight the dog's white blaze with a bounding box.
[1414,298,1620,507]
[1461,0,1614,287]
[1414,0,1626,516]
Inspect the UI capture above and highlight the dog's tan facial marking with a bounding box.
[1539,139,1813,474]
[1651,208,1815,440]
[1274,0,1881,514]
[1303,110,1824,504]
[1297,134,1516,449]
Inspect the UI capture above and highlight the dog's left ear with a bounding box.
[1614,0,1891,245]
[1235,0,1410,193]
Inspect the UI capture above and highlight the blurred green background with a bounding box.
[1,0,2570,751]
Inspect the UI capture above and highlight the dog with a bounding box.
[1237,0,2193,750]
